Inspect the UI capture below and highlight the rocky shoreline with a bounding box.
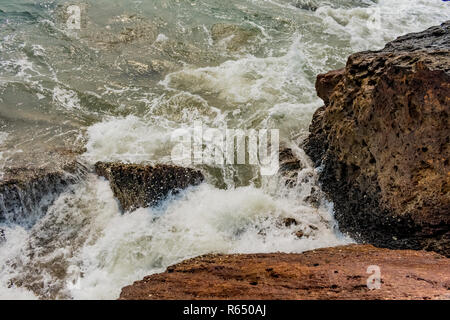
[0,22,448,300]
[0,149,87,226]
[118,22,450,299]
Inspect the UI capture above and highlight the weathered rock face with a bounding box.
[95,162,204,212]
[119,244,450,300]
[304,22,450,256]
[0,149,86,226]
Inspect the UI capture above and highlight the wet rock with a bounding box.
[95,162,204,212]
[304,21,450,256]
[279,148,303,173]
[211,23,261,52]
[119,244,450,300]
[154,39,208,65]
[0,228,5,243]
[0,149,87,226]
[295,230,305,239]
[126,59,178,77]
[278,147,303,187]
[282,217,299,227]
[293,0,319,11]
[80,14,159,49]
[278,148,322,208]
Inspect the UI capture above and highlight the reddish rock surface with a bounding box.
[304,21,450,256]
[119,245,450,300]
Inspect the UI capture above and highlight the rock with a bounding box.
[119,244,450,300]
[279,148,303,174]
[90,15,158,48]
[315,68,345,106]
[95,162,204,212]
[126,59,178,77]
[211,23,261,52]
[292,0,318,12]
[282,217,299,227]
[295,230,305,239]
[278,148,304,187]
[0,228,5,243]
[304,21,450,256]
[0,149,87,226]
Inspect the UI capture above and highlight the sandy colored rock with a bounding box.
[119,244,450,300]
[304,21,450,256]
[95,162,204,212]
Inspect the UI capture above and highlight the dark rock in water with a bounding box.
[304,21,450,256]
[119,244,450,300]
[95,162,204,212]
[0,228,5,243]
[0,149,87,226]
[279,148,303,174]
[282,217,299,227]
[278,148,323,208]
[293,0,318,11]
[383,22,450,52]
[279,148,304,188]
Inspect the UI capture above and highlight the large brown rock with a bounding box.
[304,22,450,256]
[119,244,450,300]
[95,162,204,212]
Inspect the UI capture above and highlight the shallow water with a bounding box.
[0,0,449,299]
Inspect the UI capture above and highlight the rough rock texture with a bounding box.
[304,21,450,256]
[95,162,204,212]
[293,0,318,12]
[0,149,86,225]
[119,244,450,300]
[278,147,304,187]
[211,23,261,52]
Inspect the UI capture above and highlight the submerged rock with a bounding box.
[0,149,86,225]
[304,21,450,256]
[95,162,204,212]
[211,23,261,52]
[292,0,319,11]
[119,244,450,300]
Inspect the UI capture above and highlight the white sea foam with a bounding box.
[316,0,450,51]
[52,86,81,111]
[84,115,172,163]
[0,168,350,299]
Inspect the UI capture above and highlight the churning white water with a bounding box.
[0,0,449,299]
